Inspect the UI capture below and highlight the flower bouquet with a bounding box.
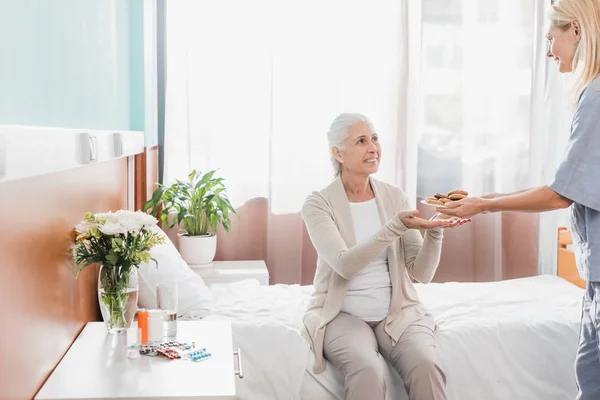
[73,210,165,333]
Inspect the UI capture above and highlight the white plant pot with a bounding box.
[178,233,217,267]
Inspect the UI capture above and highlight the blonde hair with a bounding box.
[550,0,600,101]
[327,113,375,177]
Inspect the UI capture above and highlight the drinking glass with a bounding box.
[157,283,178,341]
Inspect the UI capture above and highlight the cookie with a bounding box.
[448,189,468,196]
[440,198,452,203]
[434,193,449,199]
[425,198,444,206]
[449,193,467,201]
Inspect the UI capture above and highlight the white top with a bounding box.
[341,198,392,322]
[35,321,236,400]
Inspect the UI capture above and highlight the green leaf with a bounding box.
[199,170,216,186]
[106,251,119,266]
[144,187,164,213]
[160,212,169,227]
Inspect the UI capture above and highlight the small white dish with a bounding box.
[420,199,448,208]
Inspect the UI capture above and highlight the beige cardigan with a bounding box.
[301,176,443,374]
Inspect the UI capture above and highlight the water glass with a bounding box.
[126,327,142,349]
[157,283,178,341]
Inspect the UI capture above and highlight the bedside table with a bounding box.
[190,260,270,286]
[35,321,241,400]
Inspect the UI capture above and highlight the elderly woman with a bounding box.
[301,113,469,400]
[440,1,600,398]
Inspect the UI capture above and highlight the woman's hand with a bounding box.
[436,197,488,219]
[399,210,457,229]
[432,213,472,228]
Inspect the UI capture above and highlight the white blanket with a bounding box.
[424,275,583,400]
[201,275,584,400]
[203,281,312,400]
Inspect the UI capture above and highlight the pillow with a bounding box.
[137,228,215,319]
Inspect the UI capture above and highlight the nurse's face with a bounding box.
[546,21,581,73]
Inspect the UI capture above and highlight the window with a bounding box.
[417,0,535,199]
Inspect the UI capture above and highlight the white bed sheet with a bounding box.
[199,280,312,400]
[304,275,584,400]
[196,275,584,400]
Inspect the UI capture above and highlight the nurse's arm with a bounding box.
[440,186,573,218]
[484,185,573,212]
[481,188,532,199]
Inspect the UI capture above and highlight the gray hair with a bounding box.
[327,113,375,177]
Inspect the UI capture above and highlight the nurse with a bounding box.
[439,1,600,399]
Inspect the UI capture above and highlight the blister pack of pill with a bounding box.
[138,341,211,363]
[185,348,212,362]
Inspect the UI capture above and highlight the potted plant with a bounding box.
[73,210,165,334]
[144,169,236,266]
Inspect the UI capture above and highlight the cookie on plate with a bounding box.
[448,189,468,196]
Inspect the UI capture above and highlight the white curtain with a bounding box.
[164,0,569,283]
[418,0,535,199]
[536,72,574,275]
[416,0,544,281]
[165,0,420,214]
[164,0,422,283]
[536,40,576,274]
[528,0,573,276]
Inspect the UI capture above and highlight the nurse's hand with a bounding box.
[437,197,488,219]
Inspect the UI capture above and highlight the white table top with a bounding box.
[36,321,235,400]
[190,260,269,281]
[190,260,267,273]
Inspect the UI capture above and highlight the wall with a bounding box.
[0,1,152,397]
[0,159,128,400]
[0,0,147,136]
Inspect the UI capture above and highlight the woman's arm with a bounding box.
[402,227,443,284]
[301,194,410,280]
[302,193,452,280]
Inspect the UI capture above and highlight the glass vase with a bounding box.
[98,265,139,334]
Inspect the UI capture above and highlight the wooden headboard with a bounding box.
[0,159,128,400]
[557,227,586,289]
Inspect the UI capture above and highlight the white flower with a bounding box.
[98,221,128,236]
[133,210,158,227]
[96,212,119,224]
[114,210,158,233]
[115,211,144,233]
[75,221,97,235]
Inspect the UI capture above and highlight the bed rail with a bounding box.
[557,227,585,288]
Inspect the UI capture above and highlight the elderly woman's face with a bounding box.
[334,121,381,176]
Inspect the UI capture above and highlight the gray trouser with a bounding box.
[575,282,600,400]
[323,312,447,400]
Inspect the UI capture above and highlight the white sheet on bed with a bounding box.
[424,275,583,400]
[305,275,584,400]
[194,275,584,400]
[199,281,313,400]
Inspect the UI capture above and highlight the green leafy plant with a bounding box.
[144,169,237,237]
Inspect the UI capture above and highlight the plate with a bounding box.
[420,199,447,208]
